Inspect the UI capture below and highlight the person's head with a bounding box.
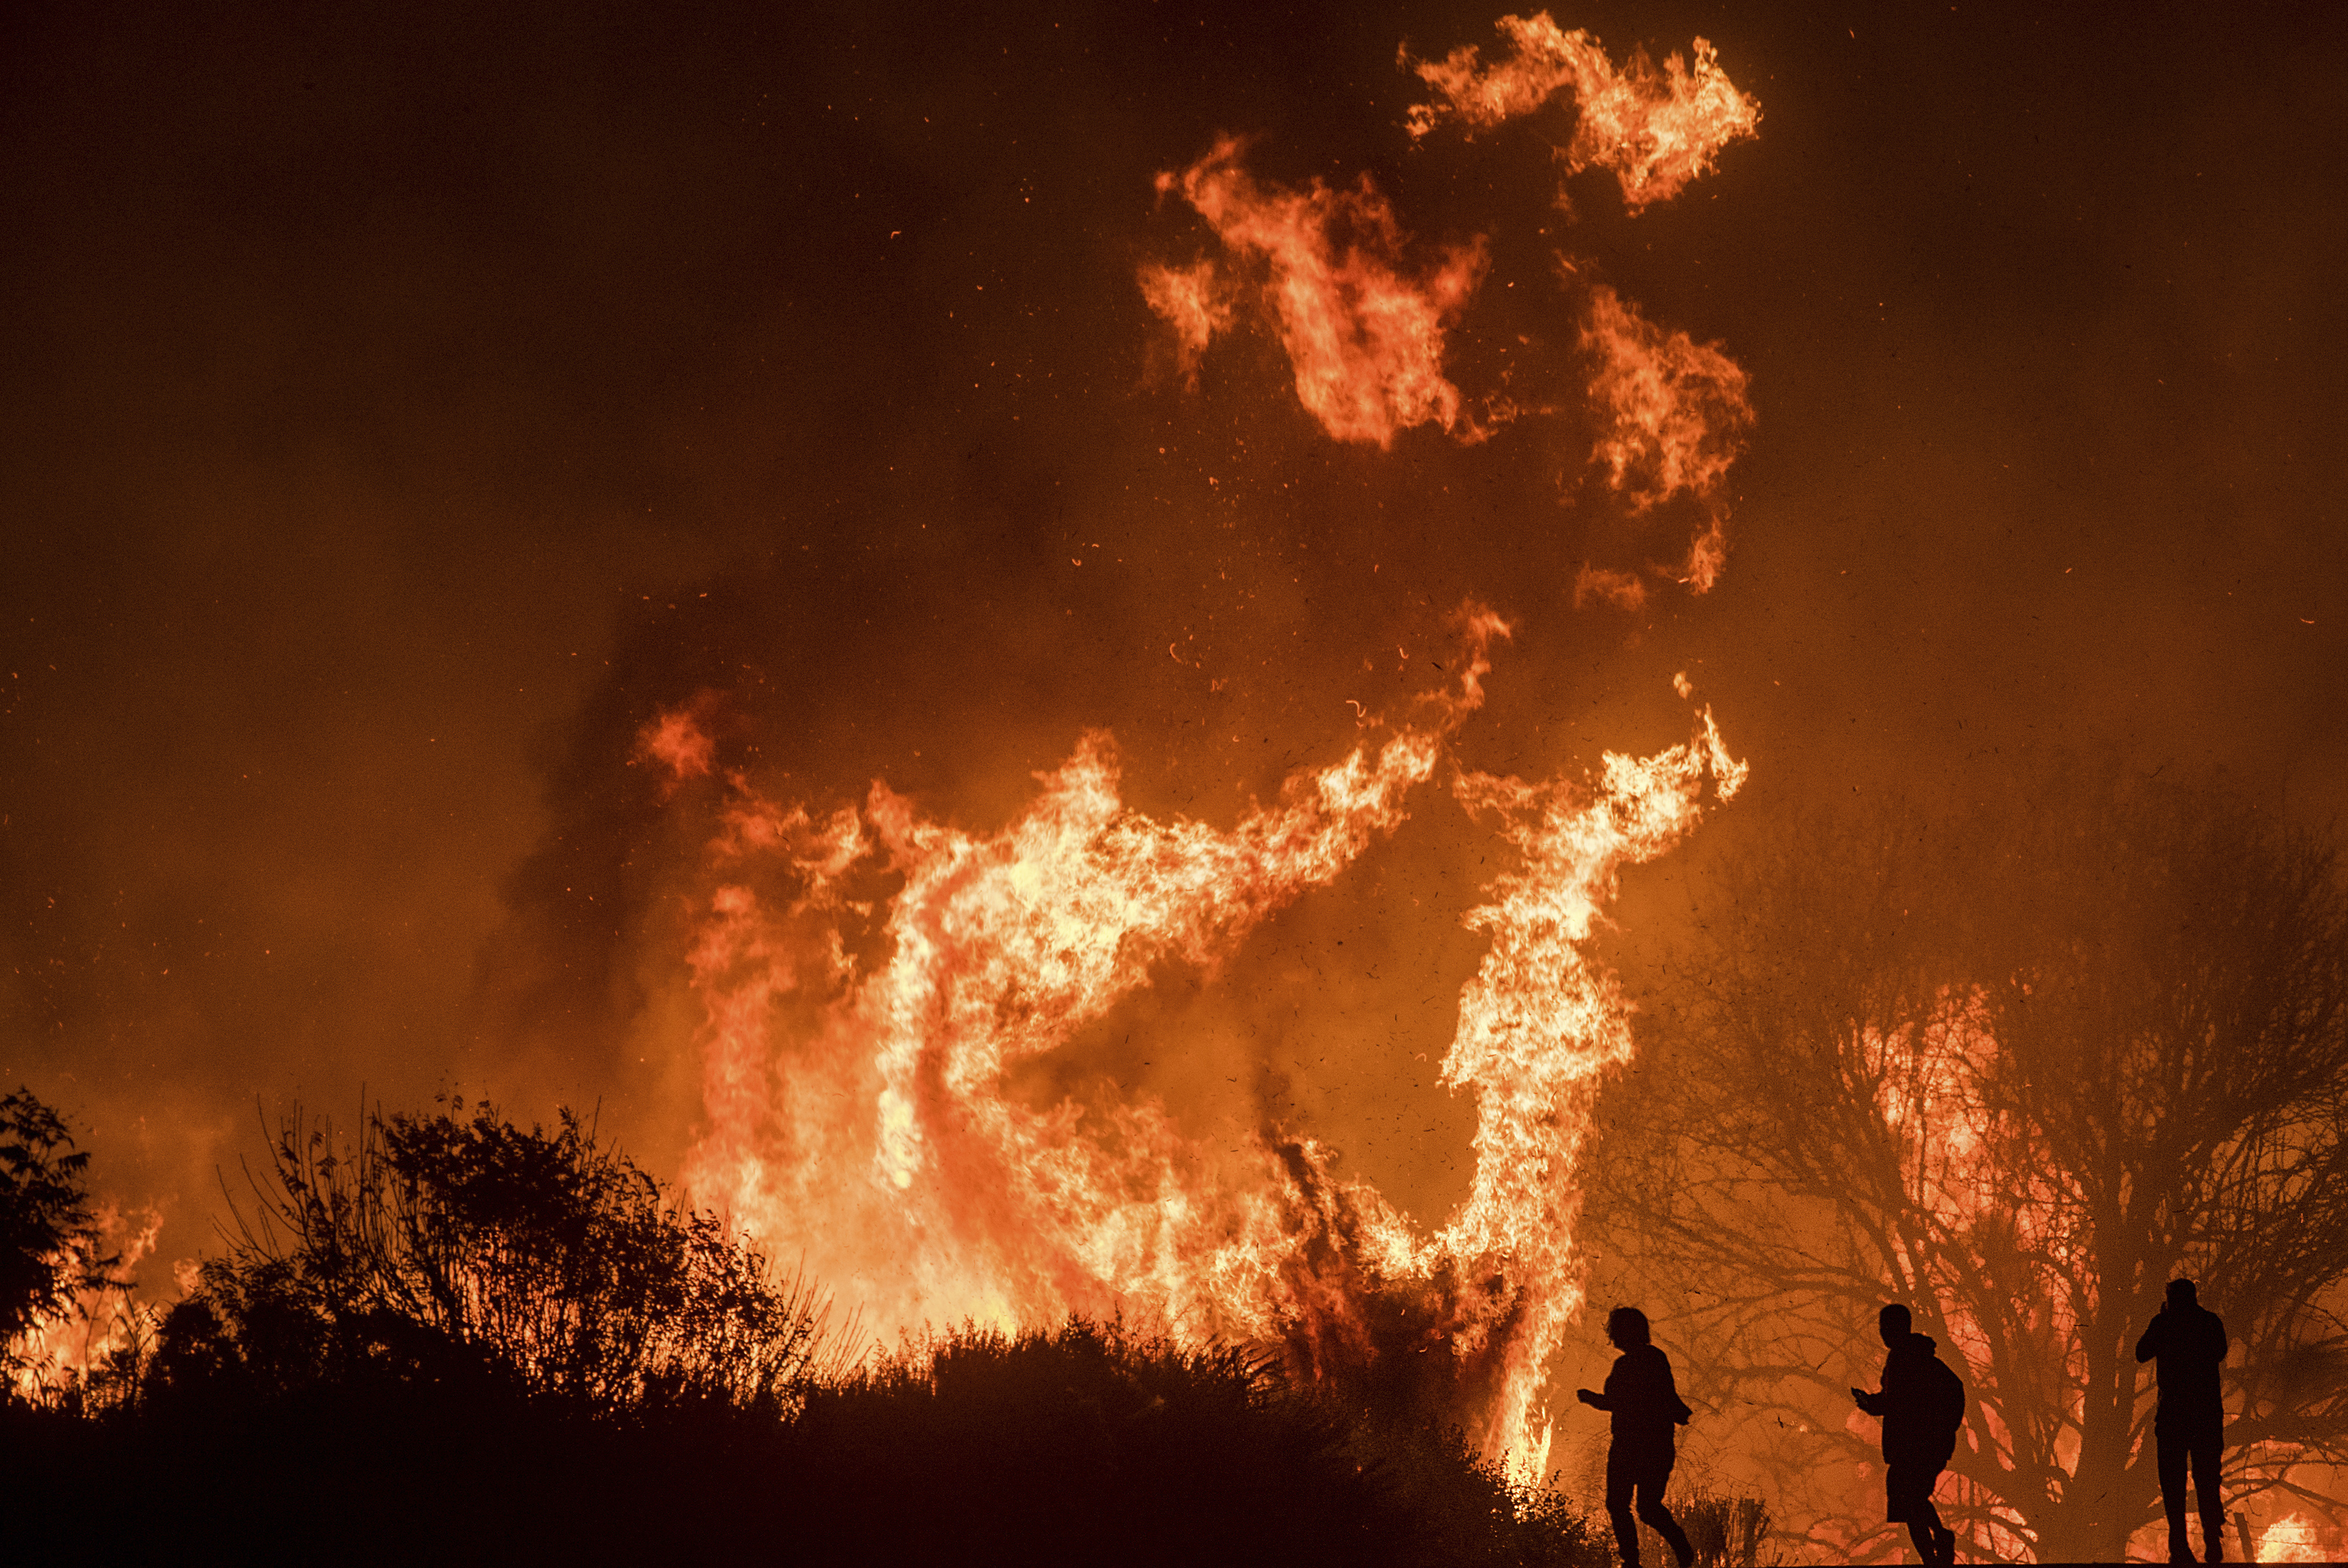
[1606,1306,1651,1350]
[2167,1278,2199,1308]
[1879,1302,1912,1345]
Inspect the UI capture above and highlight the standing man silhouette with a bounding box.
[2137,1277,2230,1563]
[1852,1302,1964,1568]
[1577,1306,1696,1568]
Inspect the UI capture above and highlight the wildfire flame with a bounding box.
[1143,20,1761,601]
[1136,258,1233,388]
[1436,706,1748,1462]
[1572,564,1648,613]
[1404,13,1762,213]
[658,610,1744,1471]
[1580,284,1753,588]
[1155,138,1488,448]
[5,1204,160,1404]
[2257,1511,2332,1563]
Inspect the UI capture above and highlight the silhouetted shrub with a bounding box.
[1674,1484,1774,1566]
[155,1098,832,1415]
[10,1310,1616,1566]
[776,1317,1608,1568]
[0,1087,117,1395]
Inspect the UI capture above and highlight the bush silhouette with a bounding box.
[153,1097,831,1415]
[1,1087,118,1393]
[3,1099,1642,1566]
[1673,1485,1774,1566]
[780,1317,1607,1567]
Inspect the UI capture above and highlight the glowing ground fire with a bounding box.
[651,615,1744,1470]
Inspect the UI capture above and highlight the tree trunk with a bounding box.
[2059,1327,2139,1566]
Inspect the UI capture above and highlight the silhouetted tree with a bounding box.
[0,1087,115,1395]
[1587,761,2348,1562]
[159,1097,834,1413]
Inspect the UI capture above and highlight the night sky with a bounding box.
[5,0,2343,1285]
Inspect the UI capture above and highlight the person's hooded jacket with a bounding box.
[1858,1330,1966,1469]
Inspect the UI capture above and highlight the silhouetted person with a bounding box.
[2137,1277,2229,1563]
[1852,1302,1964,1568]
[1577,1305,1696,1568]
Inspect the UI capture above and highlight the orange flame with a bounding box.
[1406,13,1761,213]
[1439,707,1747,1464]
[678,615,1504,1335]
[639,694,720,792]
[2257,1512,2334,1563]
[5,1204,160,1403]
[1582,284,1752,511]
[1581,284,1753,587]
[1137,259,1234,386]
[1140,23,1761,605]
[1158,139,1489,448]
[659,616,1744,1470]
[1573,563,1648,612]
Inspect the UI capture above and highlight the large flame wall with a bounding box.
[651,608,1742,1464]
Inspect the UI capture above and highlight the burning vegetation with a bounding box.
[7,4,2346,1564]
[2,1094,1633,1565]
[661,607,1744,1476]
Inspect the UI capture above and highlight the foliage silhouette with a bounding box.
[1670,1485,1774,1567]
[1,1086,121,1395]
[786,1315,1609,1568]
[155,1096,832,1414]
[12,1310,1617,1566]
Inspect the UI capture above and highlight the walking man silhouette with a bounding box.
[1577,1306,1696,1568]
[2137,1277,2229,1563]
[1852,1302,1964,1568]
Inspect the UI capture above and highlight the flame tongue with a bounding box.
[1405,13,1762,212]
[1155,137,1490,449]
[1438,707,1747,1464]
[667,622,1743,1467]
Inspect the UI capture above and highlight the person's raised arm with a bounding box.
[2135,1307,2164,1365]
